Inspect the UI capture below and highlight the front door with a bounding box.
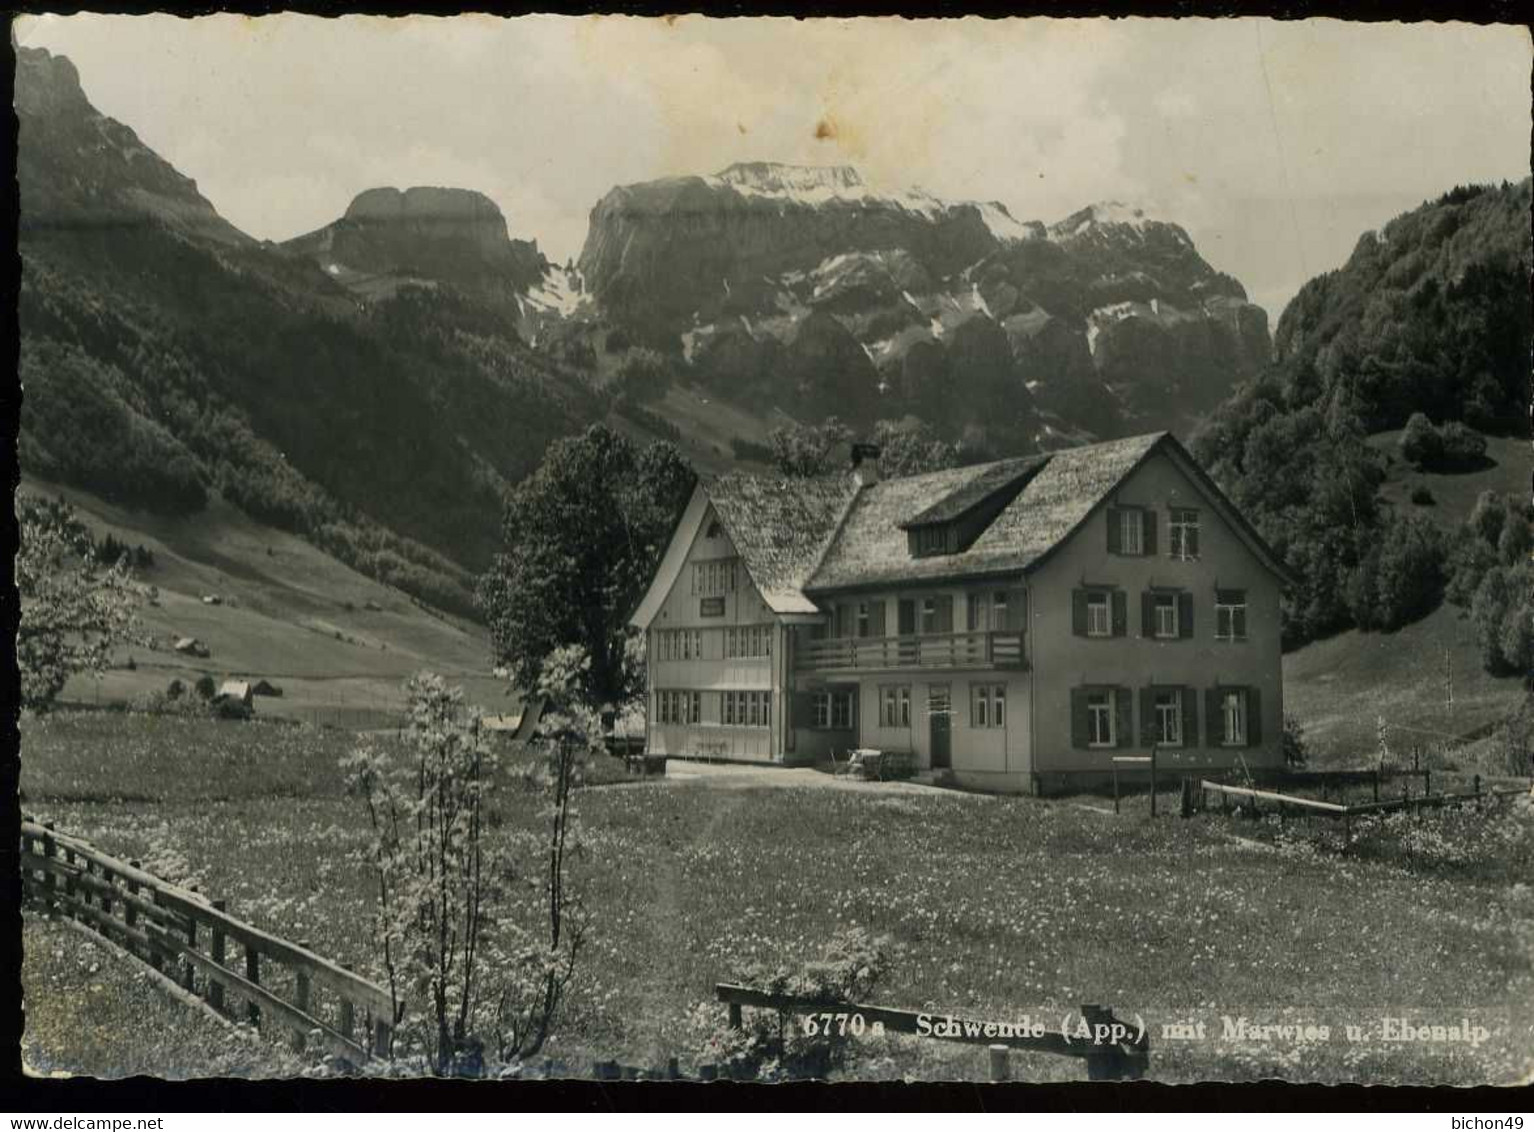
[928,684,952,769]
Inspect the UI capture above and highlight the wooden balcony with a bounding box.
[794,631,1027,674]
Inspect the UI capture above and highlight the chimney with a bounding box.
[850,442,882,487]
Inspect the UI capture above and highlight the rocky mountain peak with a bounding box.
[285,185,547,299]
[712,162,868,197]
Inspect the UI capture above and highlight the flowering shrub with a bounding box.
[688,926,891,1080]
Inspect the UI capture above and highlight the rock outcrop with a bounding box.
[283,186,548,300]
[586,164,1271,444]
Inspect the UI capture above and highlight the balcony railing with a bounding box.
[794,631,1026,673]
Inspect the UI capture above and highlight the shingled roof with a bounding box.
[805,433,1165,592]
[705,471,861,614]
[898,454,1049,529]
[685,430,1287,615]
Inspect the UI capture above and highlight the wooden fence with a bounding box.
[1196,775,1527,846]
[19,817,399,1063]
[715,983,1148,1081]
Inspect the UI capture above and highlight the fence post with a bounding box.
[1180,777,1194,819]
[294,941,313,1054]
[1425,768,1431,798]
[1342,811,1351,850]
[340,964,357,1043]
[1080,1004,1122,1080]
[183,911,197,993]
[125,859,142,953]
[42,824,58,914]
[1113,767,1120,815]
[1150,747,1158,817]
[988,1044,1010,1082]
[246,946,262,1027]
[98,861,113,921]
[209,900,227,1014]
[147,886,165,974]
[1474,774,1482,809]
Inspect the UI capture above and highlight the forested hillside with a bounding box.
[17,46,602,617]
[1193,180,1532,651]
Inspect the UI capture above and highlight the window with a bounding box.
[921,597,938,635]
[967,590,1014,632]
[856,602,871,639]
[971,684,1006,729]
[813,690,854,729]
[1154,593,1179,639]
[723,690,771,727]
[1087,691,1115,747]
[707,520,723,540]
[1169,508,1200,560]
[1120,508,1143,555]
[1215,590,1248,642]
[880,685,913,728]
[724,625,772,658]
[654,629,702,661]
[1152,689,1183,746]
[1087,592,1111,638]
[1221,689,1247,746]
[916,526,948,556]
[693,559,738,597]
[654,690,700,726]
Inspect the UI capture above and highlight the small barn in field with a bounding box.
[215,680,253,707]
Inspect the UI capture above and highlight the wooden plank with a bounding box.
[146,924,370,1064]
[714,983,1091,1058]
[20,822,395,1019]
[64,898,181,965]
[1198,781,1349,814]
[153,892,395,1018]
[22,854,189,930]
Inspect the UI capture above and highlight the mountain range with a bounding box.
[15,43,1528,622]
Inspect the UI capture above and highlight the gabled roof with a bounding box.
[706,472,862,613]
[807,433,1167,591]
[630,431,1290,626]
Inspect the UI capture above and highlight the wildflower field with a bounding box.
[21,711,1534,1084]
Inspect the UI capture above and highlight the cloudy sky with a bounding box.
[15,14,1532,319]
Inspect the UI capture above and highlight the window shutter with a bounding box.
[1106,507,1122,554]
[870,600,887,637]
[790,691,815,729]
[1182,686,1199,747]
[1234,605,1247,640]
[1188,525,1200,558]
[1246,687,1263,746]
[1141,591,1155,638]
[898,599,915,636]
[1206,687,1223,745]
[938,595,954,633]
[1178,591,1194,639]
[1139,685,1154,746]
[1115,687,1134,748]
[1143,509,1157,556]
[1070,688,1088,749]
[1072,589,1088,636]
[1111,590,1127,637]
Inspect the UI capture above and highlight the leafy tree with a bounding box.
[1497,511,1531,566]
[17,494,146,711]
[768,418,854,477]
[1471,568,1514,673]
[1370,512,1447,629]
[478,425,694,705]
[1470,491,1509,547]
[871,420,968,478]
[1398,412,1442,468]
[1499,597,1534,677]
[1437,421,1487,468]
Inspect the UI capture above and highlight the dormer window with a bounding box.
[913,525,951,557]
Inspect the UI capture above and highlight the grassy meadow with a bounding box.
[21,710,1534,1084]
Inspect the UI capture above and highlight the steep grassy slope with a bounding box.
[27,478,517,729]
